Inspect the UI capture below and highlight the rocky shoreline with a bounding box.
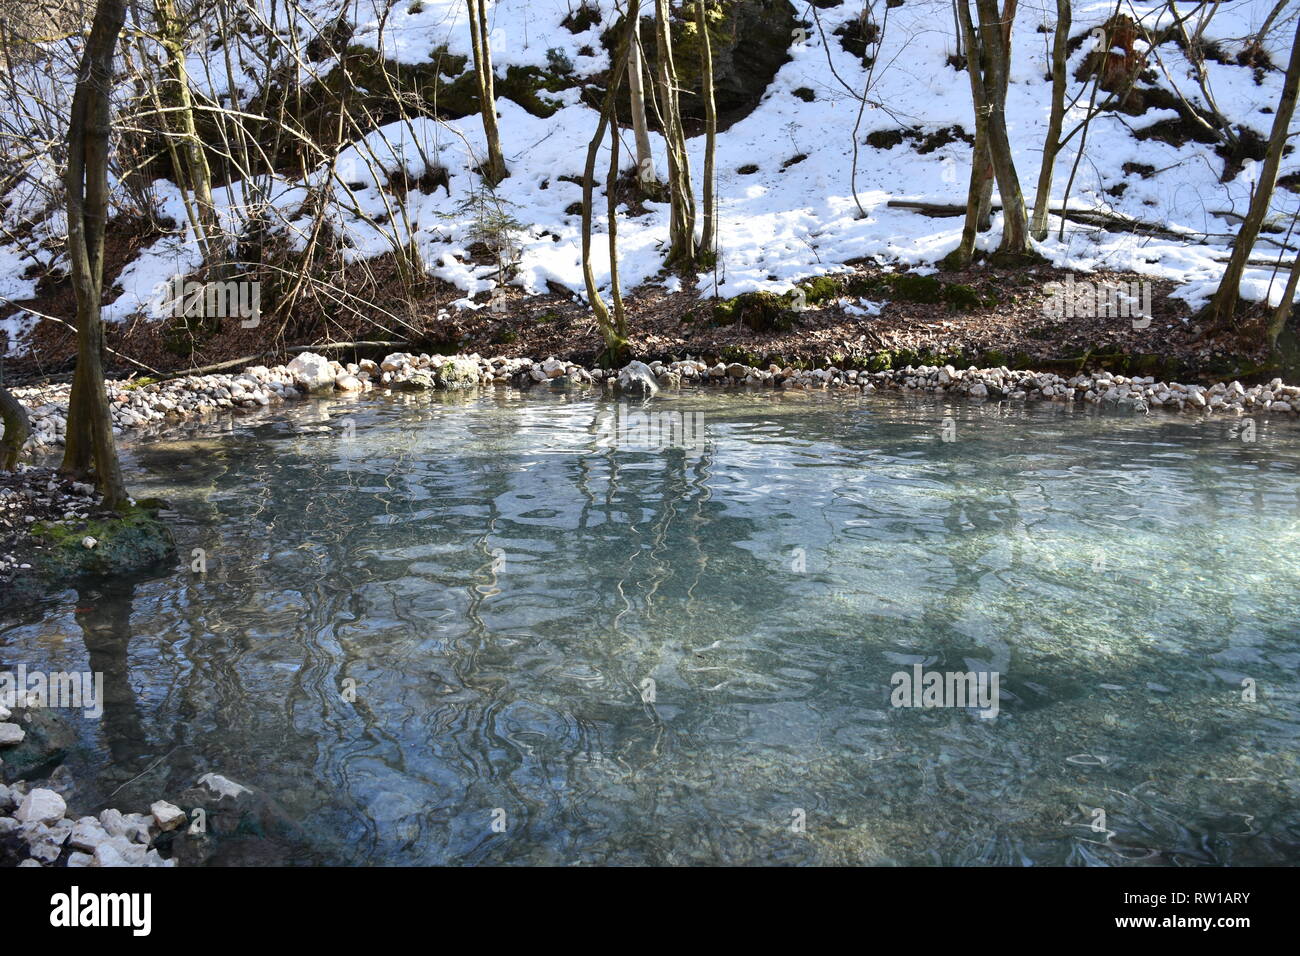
[2,687,278,867]
[4,348,1298,583]
[0,782,178,868]
[8,350,1300,457]
[1,690,184,867]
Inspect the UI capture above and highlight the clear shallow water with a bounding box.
[3,389,1300,865]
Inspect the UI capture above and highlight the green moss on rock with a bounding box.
[941,283,985,309]
[886,273,943,303]
[713,290,800,332]
[607,1,796,125]
[801,275,843,305]
[843,272,991,310]
[435,357,482,388]
[867,350,893,372]
[30,505,176,579]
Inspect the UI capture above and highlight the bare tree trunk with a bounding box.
[654,0,697,269]
[1252,0,1289,49]
[61,0,129,510]
[151,0,220,266]
[582,0,640,361]
[627,19,659,195]
[947,1,993,268]
[1267,247,1300,346]
[466,0,507,186]
[974,149,995,231]
[0,383,30,471]
[1204,14,1300,332]
[607,100,627,346]
[697,0,717,260]
[1031,0,1070,241]
[974,0,1030,260]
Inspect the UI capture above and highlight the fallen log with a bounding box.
[285,341,410,354]
[152,341,414,382]
[886,200,1196,240]
[154,354,269,381]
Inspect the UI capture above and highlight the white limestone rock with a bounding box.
[286,353,337,393]
[151,800,186,832]
[14,788,66,826]
[69,818,112,852]
[198,772,252,800]
[0,722,24,746]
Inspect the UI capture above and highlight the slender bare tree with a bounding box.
[696,0,717,259]
[1268,241,1300,348]
[974,0,1029,259]
[0,379,30,470]
[627,15,659,196]
[149,0,220,265]
[61,0,129,509]
[582,0,641,361]
[1203,13,1300,334]
[653,0,696,268]
[950,0,1031,265]
[947,6,995,269]
[467,0,507,185]
[1030,0,1070,241]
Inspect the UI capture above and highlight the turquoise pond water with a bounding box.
[2,388,1299,864]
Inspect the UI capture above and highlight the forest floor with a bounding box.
[3,256,1279,387]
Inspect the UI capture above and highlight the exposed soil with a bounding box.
[2,245,1272,389]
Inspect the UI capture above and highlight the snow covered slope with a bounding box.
[1,0,1297,354]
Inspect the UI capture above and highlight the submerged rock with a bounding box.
[28,503,175,580]
[616,361,660,397]
[0,776,179,867]
[68,818,111,852]
[151,801,186,832]
[0,706,75,782]
[196,773,253,801]
[390,370,435,391]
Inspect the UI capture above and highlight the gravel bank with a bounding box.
[7,350,1300,458]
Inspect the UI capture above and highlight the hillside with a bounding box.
[1,1,1298,376]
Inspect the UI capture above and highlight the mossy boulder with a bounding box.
[391,370,436,391]
[844,272,993,310]
[609,1,796,128]
[184,44,572,182]
[884,273,942,303]
[710,271,992,333]
[800,275,844,306]
[29,505,176,580]
[866,350,894,372]
[0,707,77,783]
[942,283,985,309]
[324,46,569,121]
[435,357,482,389]
[710,274,849,332]
[713,290,801,332]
